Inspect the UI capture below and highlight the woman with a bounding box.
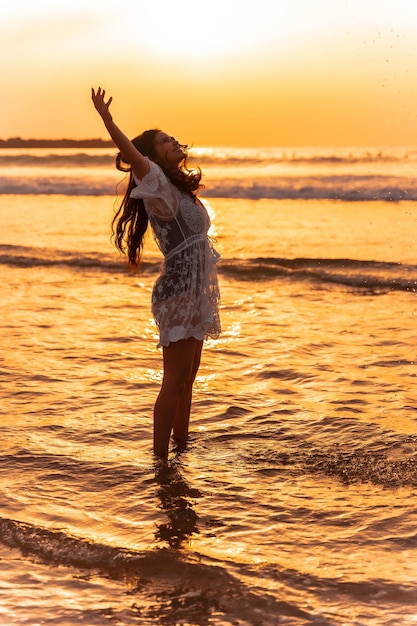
[91,87,221,458]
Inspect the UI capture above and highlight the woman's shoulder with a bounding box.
[130,159,176,201]
[131,159,165,190]
[130,160,179,218]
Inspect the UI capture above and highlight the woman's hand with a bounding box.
[91,87,113,122]
[90,86,150,179]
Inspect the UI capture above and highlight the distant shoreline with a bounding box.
[0,138,114,148]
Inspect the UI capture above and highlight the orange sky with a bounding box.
[2,0,417,146]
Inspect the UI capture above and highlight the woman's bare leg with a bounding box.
[153,338,203,457]
[172,340,203,447]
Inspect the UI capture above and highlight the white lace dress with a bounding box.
[131,159,221,347]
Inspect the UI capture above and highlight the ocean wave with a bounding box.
[0,244,162,274]
[1,145,417,201]
[192,146,417,166]
[0,516,316,625]
[0,516,179,577]
[1,512,416,626]
[2,245,416,291]
[0,147,415,168]
[1,174,416,200]
[0,175,118,196]
[0,153,115,167]
[202,175,417,201]
[220,257,417,292]
[0,245,124,272]
[244,427,417,489]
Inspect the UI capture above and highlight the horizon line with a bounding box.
[1,137,417,150]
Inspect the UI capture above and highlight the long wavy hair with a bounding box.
[112,129,202,266]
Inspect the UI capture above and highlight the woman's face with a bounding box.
[154,131,186,167]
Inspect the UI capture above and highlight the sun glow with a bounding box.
[134,1,250,60]
[115,0,306,62]
[2,0,417,144]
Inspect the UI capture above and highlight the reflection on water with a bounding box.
[1,191,417,625]
[154,458,201,548]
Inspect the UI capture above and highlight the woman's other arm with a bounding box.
[91,87,150,179]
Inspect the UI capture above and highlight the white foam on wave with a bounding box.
[1,173,416,200]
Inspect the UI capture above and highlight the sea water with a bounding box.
[0,146,416,625]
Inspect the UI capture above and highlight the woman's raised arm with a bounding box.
[91,87,150,180]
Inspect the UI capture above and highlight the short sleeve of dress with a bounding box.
[130,159,179,219]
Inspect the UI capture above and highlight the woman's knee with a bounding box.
[162,369,191,394]
[177,374,195,395]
